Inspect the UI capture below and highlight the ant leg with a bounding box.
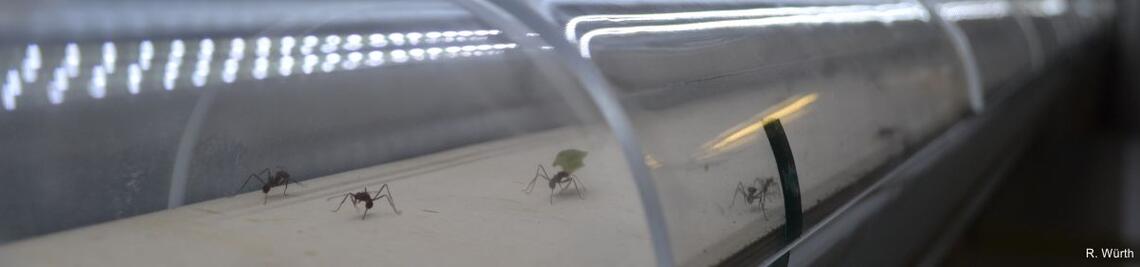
[558,180,572,193]
[264,193,269,205]
[570,174,586,193]
[362,207,368,220]
[331,193,352,212]
[730,182,747,208]
[572,179,584,200]
[283,181,288,197]
[374,195,401,215]
[525,165,551,194]
[373,184,401,215]
[550,182,558,204]
[236,173,266,195]
[759,195,768,219]
[281,177,304,197]
[257,168,273,196]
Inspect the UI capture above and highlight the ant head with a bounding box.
[261,185,272,193]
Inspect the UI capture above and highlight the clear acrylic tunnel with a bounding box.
[0,0,1121,266]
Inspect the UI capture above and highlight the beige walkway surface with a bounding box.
[0,127,656,267]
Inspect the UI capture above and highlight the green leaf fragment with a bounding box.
[552,149,588,173]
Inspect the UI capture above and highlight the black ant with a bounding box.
[330,184,401,220]
[730,177,780,219]
[523,165,585,204]
[236,167,303,204]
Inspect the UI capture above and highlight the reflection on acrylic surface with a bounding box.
[1,29,513,112]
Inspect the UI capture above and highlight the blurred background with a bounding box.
[0,0,1135,266]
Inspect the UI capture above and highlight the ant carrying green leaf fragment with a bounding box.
[524,149,588,204]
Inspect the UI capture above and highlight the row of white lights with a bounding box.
[2,30,510,111]
[574,3,930,58]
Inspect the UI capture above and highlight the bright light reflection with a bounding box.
[369,34,388,48]
[22,44,40,82]
[279,56,295,76]
[345,34,363,51]
[253,57,268,80]
[193,58,210,87]
[4,29,512,101]
[322,53,340,72]
[366,51,385,66]
[409,48,425,61]
[256,37,272,57]
[281,36,296,56]
[199,38,215,58]
[89,66,107,99]
[564,5,921,43]
[698,93,818,159]
[48,67,68,105]
[139,40,154,70]
[229,38,246,60]
[164,60,180,91]
[2,84,13,111]
[65,43,81,78]
[223,59,238,83]
[303,54,318,74]
[170,39,186,59]
[425,32,442,44]
[406,32,423,45]
[3,69,20,111]
[390,49,408,63]
[343,52,362,70]
[388,33,406,46]
[6,70,20,96]
[577,4,929,58]
[426,47,443,60]
[102,42,117,74]
[939,0,1012,21]
[322,35,341,53]
[128,64,141,95]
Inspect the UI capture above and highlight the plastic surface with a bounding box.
[0,1,657,265]
[553,0,970,265]
[928,0,1036,96]
[0,0,1120,266]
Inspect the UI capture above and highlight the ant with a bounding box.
[730,177,780,219]
[330,184,401,220]
[236,167,303,204]
[524,165,586,204]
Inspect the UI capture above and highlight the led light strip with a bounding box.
[0,29,510,112]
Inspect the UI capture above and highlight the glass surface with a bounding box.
[1011,0,1070,61]
[0,1,656,266]
[929,0,1035,96]
[555,0,971,265]
[0,0,1119,266]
